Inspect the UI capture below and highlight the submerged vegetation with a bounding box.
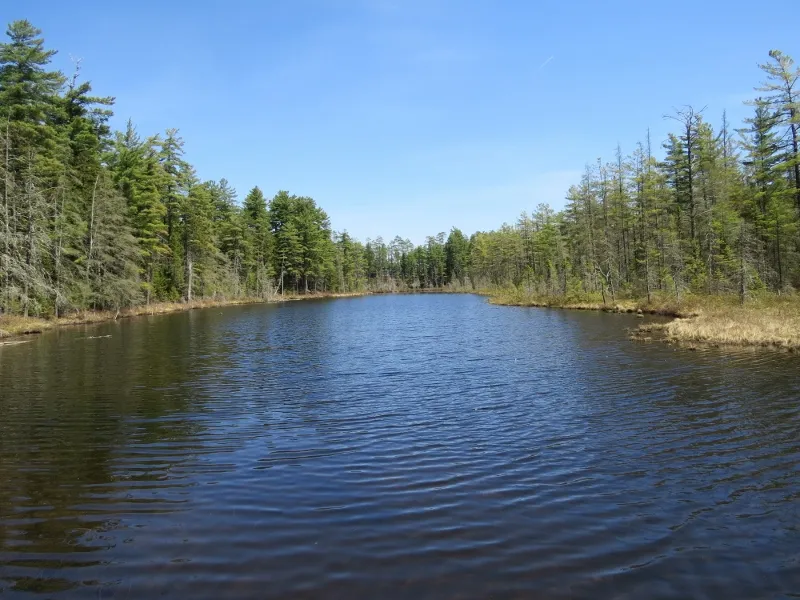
[1,20,800,348]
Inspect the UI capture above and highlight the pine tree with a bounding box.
[85,171,140,310]
[207,179,246,296]
[107,121,168,304]
[445,227,470,286]
[0,20,65,316]
[181,184,216,301]
[740,99,793,290]
[157,128,193,297]
[756,50,800,211]
[242,186,272,297]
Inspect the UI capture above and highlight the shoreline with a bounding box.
[0,289,472,341]
[0,292,372,341]
[486,290,800,351]
[4,290,799,351]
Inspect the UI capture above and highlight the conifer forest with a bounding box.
[2,19,799,318]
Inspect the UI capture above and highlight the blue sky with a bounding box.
[10,1,799,244]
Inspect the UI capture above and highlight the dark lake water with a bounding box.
[1,294,799,599]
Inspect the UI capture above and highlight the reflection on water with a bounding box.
[1,294,799,598]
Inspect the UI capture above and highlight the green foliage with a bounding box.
[270,191,335,293]
[2,20,800,316]
[445,227,470,286]
[461,52,800,300]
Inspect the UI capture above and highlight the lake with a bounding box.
[1,294,799,599]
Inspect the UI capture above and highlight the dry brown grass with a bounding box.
[277,291,371,301]
[486,289,694,317]
[0,315,53,337]
[488,288,800,350]
[657,296,800,349]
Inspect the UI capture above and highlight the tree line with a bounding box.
[1,20,799,318]
[469,48,799,304]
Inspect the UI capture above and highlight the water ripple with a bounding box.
[1,294,799,598]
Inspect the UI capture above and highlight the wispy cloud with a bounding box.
[538,55,554,70]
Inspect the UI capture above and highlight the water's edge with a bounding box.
[0,292,372,341]
[5,289,796,352]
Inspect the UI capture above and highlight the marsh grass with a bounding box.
[486,289,695,316]
[487,288,800,350]
[658,295,800,349]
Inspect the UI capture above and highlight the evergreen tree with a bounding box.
[242,186,272,297]
[756,50,800,211]
[107,121,168,304]
[445,227,470,286]
[0,20,65,315]
[181,184,215,301]
[84,171,140,310]
[740,99,794,290]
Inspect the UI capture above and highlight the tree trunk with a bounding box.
[790,117,800,212]
[686,120,696,246]
[739,222,747,305]
[86,175,99,305]
[2,120,9,313]
[598,268,606,304]
[776,216,783,291]
[146,264,152,306]
[24,177,34,318]
[187,253,194,302]
[52,183,66,319]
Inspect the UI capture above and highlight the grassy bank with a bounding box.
[632,296,800,350]
[487,288,800,350]
[0,292,371,340]
[485,288,696,316]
